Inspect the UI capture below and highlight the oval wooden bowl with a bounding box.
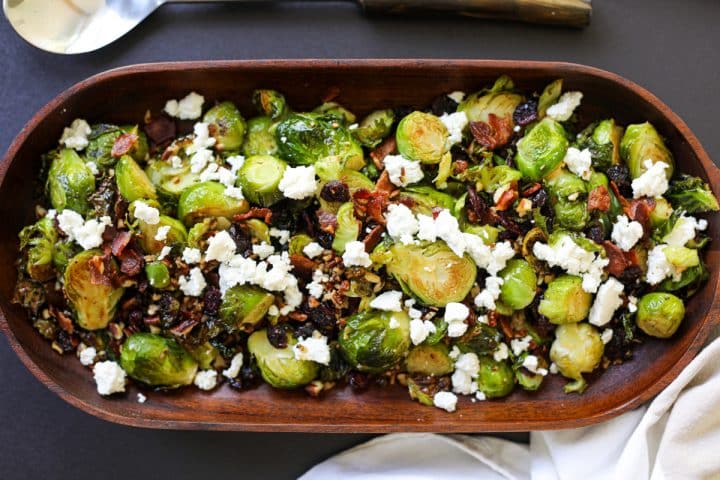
[0,60,718,432]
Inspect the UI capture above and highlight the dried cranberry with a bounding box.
[227,223,252,254]
[513,99,539,127]
[618,265,643,285]
[430,94,459,116]
[530,188,548,208]
[295,322,316,339]
[159,294,180,328]
[240,364,261,388]
[607,165,632,197]
[320,180,350,202]
[270,201,297,231]
[308,302,337,337]
[143,115,176,146]
[55,331,75,353]
[393,106,413,120]
[348,371,370,390]
[203,287,222,315]
[317,231,334,249]
[267,324,288,349]
[585,223,606,244]
[128,309,143,329]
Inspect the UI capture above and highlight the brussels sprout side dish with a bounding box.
[13,78,717,412]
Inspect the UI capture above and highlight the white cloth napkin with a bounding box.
[301,330,720,480]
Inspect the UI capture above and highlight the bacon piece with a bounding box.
[367,191,389,225]
[363,224,385,251]
[234,207,273,224]
[119,248,144,277]
[603,241,640,277]
[588,185,611,213]
[111,133,139,158]
[111,231,132,257]
[88,253,113,286]
[370,136,397,169]
[469,114,513,150]
[626,198,655,235]
[144,115,176,146]
[374,170,395,194]
[521,182,542,197]
[289,254,316,280]
[466,185,500,225]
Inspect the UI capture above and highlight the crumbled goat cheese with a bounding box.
[446,317,468,338]
[342,241,372,267]
[193,370,218,390]
[646,244,681,285]
[86,161,99,176]
[133,201,160,225]
[588,277,625,327]
[93,361,126,395]
[388,316,400,329]
[447,91,466,103]
[164,92,204,120]
[57,210,111,250]
[385,203,419,244]
[449,346,461,360]
[137,393,147,403]
[78,346,97,366]
[46,209,57,220]
[452,352,480,395]
[383,154,424,187]
[224,186,245,200]
[157,246,172,260]
[628,295,638,313]
[440,111,469,148]
[147,304,159,315]
[370,290,403,312]
[268,305,279,316]
[179,267,207,297]
[445,302,469,323]
[416,214,438,242]
[493,343,510,362]
[154,225,171,242]
[293,331,331,365]
[546,91,583,121]
[522,355,548,376]
[611,215,644,251]
[306,269,328,299]
[475,391,487,401]
[408,308,423,320]
[182,247,202,265]
[170,155,184,168]
[222,353,244,379]
[226,155,245,173]
[269,228,291,245]
[493,184,511,204]
[199,162,219,182]
[303,242,324,259]
[434,209,466,258]
[563,147,592,180]
[601,329,614,344]
[632,160,670,199]
[204,230,237,263]
[663,214,707,247]
[433,391,458,413]
[474,276,504,311]
[186,122,217,173]
[252,242,275,260]
[348,123,359,130]
[60,119,92,150]
[278,165,317,200]
[510,335,533,356]
[410,319,437,345]
[533,234,608,293]
[549,362,559,374]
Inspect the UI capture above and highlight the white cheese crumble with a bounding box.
[663,214,707,247]
[93,361,126,396]
[383,154,424,187]
[445,302,469,323]
[268,305,279,316]
[186,122,217,173]
[342,241,372,267]
[369,290,403,312]
[533,234,608,293]
[303,242,324,259]
[611,215,644,251]
[182,247,202,265]
[252,242,275,260]
[493,343,510,362]
[278,165,317,200]
[416,214,437,242]
[433,391,458,413]
[410,319,437,345]
[222,353,244,379]
[447,91,466,103]
[193,369,218,390]
[57,210,111,250]
[549,362,559,374]
[588,277,624,327]
[293,330,331,365]
[224,186,245,200]
[164,92,204,120]
[204,231,237,263]
[60,119,92,150]
[452,352,480,395]
[154,225,171,242]
[388,316,400,329]
[306,269,329,299]
[446,317,469,338]
[170,155,184,168]
[157,246,172,260]
[628,295,638,313]
[226,155,245,174]
[137,393,147,404]
[474,275,504,311]
[178,267,207,297]
[546,91,583,121]
[510,335,533,356]
[78,345,97,366]
[434,209,466,258]
[449,346,461,360]
[385,203,419,245]
[86,161,99,176]
[646,244,682,285]
[133,201,160,225]
[522,355,548,376]
[632,160,670,199]
[440,111,469,148]
[269,228,290,245]
[601,328,614,345]
[563,147,592,181]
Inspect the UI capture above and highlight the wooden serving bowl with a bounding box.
[0,60,718,432]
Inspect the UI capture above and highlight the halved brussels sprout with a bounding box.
[186,217,231,249]
[395,111,448,164]
[52,240,79,275]
[398,186,456,216]
[352,109,395,148]
[289,234,313,255]
[318,169,374,213]
[538,275,592,324]
[458,76,523,124]
[120,333,199,388]
[550,323,603,393]
[115,155,157,202]
[620,122,674,179]
[137,215,187,254]
[86,124,148,167]
[514,353,548,391]
[253,89,288,120]
[339,309,411,373]
[476,356,515,398]
[203,101,246,151]
[332,202,360,253]
[19,217,57,282]
[546,168,587,199]
[145,261,170,289]
[242,116,279,157]
[456,323,502,356]
[185,341,220,370]
[64,249,125,330]
[665,174,719,214]
[385,241,477,307]
[145,157,200,199]
[589,119,623,170]
[498,259,537,310]
[246,218,271,243]
[463,224,500,246]
[220,285,275,332]
[405,343,454,376]
[650,197,674,228]
[313,101,356,124]
[515,118,569,181]
[247,329,319,389]
[537,79,562,118]
[47,148,96,214]
[555,200,589,232]
[237,155,287,207]
[177,181,249,226]
[636,292,685,338]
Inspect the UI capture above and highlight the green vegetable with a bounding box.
[137,215,187,254]
[663,245,700,270]
[550,323,604,394]
[352,109,395,148]
[115,155,157,202]
[649,197,674,228]
[185,342,219,370]
[538,275,592,324]
[203,101,246,151]
[398,186,456,216]
[252,89,288,120]
[476,356,515,398]
[177,181,249,226]
[242,116,279,157]
[247,329,319,388]
[514,353,548,391]
[86,124,148,167]
[590,119,623,169]
[458,76,523,124]
[395,111,448,164]
[47,148,95,214]
[120,333,199,388]
[405,343,454,376]
[145,261,170,289]
[246,218,271,243]
[498,259,537,310]
[237,155,287,207]
[289,234,313,256]
[313,101,356,124]
[220,285,275,332]
[463,224,500,245]
[515,118,569,181]
[665,174,719,214]
[456,324,502,356]
[332,202,360,253]
[537,79,562,118]
[339,310,411,373]
[19,217,57,282]
[636,292,685,338]
[547,169,589,231]
[620,122,674,179]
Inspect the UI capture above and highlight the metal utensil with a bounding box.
[4,0,592,55]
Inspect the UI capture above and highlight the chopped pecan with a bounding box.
[375,170,395,195]
[495,187,518,211]
[363,224,385,251]
[50,305,74,334]
[521,182,542,197]
[289,254,317,280]
[169,318,198,337]
[318,211,338,234]
[111,133,139,158]
[453,160,469,174]
[234,207,273,224]
[88,253,113,286]
[588,185,611,213]
[469,114,513,150]
[370,136,397,169]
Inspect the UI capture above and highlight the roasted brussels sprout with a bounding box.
[550,323,604,393]
[385,242,477,307]
[145,157,200,199]
[665,174,719,214]
[620,122,674,179]
[185,341,220,370]
[514,353,549,391]
[220,285,275,332]
[455,323,502,356]
[636,292,685,338]
[203,101,246,151]
[515,118,569,181]
[115,155,157,202]
[137,215,187,254]
[19,217,57,282]
[546,168,589,230]
[460,162,522,194]
[318,170,374,213]
[395,111,448,164]
[237,155,287,207]
[313,101,356,124]
[145,261,170,289]
[405,343,454,376]
[339,309,411,373]
[64,250,125,330]
[86,124,148,167]
[253,89,288,120]
[458,76,523,124]
[332,202,360,253]
[120,333,199,388]
[538,275,592,324]
[242,116,280,157]
[47,148,96,214]
[476,356,515,398]
[352,109,395,148]
[177,181,249,226]
[463,224,500,246]
[537,79,562,118]
[399,186,456,216]
[498,259,537,310]
[589,119,623,170]
[247,329,319,388]
[649,197,674,228]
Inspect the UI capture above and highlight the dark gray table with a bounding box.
[1,1,718,478]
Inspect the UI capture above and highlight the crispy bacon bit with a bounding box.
[603,240,640,277]
[88,253,113,286]
[588,185,611,213]
[494,188,518,211]
[625,198,655,235]
[170,318,198,337]
[50,305,74,334]
[322,86,341,103]
[609,181,630,210]
[453,160,469,174]
[366,191,389,225]
[469,114,513,150]
[497,315,514,339]
[111,231,132,257]
[289,254,316,280]
[521,182,542,197]
[233,207,273,224]
[288,311,309,322]
[111,133,139,158]
[370,137,397,169]
[363,224,385,251]
[318,211,338,234]
[144,115,176,146]
[119,248,144,277]
[374,170,395,194]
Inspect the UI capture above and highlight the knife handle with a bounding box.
[357,0,592,27]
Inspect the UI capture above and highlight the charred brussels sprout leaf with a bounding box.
[636,292,685,338]
[252,89,288,120]
[177,181,249,226]
[64,250,125,330]
[247,329,319,389]
[86,124,148,167]
[352,109,395,148]
[242,116,279,157]
[456,323,502,356]
[546,169,589,231]
[145,157,200,199]
[665,174,719,214]
[115,155,157,202]
[476,356,515,398]
[537,79,562,118]
[539,275,592,324]
[47,148,95,214]
[385,241,477,307]
[458,76,523,125]
[405,343,454,376]
[395,111,448,164]
[550,323,604,393]
[237,155,287,207]
[339,309,410,373]
[498,259,537,310]
[332,202,360,253]
[19,217,57,282]
[620,122,674,179]
[120,333,199,388]
[515,118,569,181]
[313,102,357,125]
[203,102,246,151]
[220,285,275,332]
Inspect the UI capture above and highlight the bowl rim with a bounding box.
[1,59,718,431]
